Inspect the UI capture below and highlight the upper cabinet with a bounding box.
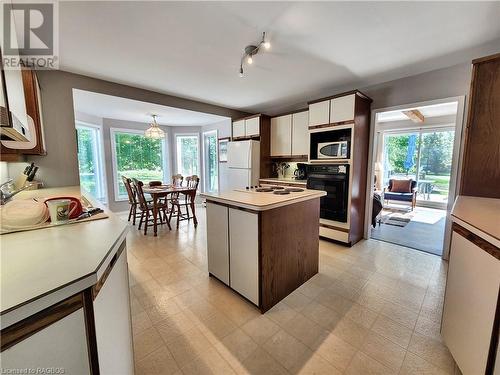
[270,110,309,157]
[291,111,309,156]
[245,117,260,137]
[270,115,292,157]
[309,92,359,128]
[232,119,245,138]
[1,68,46,160]
[308,100,330,127]
[330,94,355,124]
[232,116,261,138]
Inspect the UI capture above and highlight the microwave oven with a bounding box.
[317,141,348,159]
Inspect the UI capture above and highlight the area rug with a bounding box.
[381,211,414,227]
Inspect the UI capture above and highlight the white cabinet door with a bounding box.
[94,248,134,375]
[207,202,230,285]
[1,309,90,374]
[308,100,330,126]
[229,208,259,305]
[232,120,245,138]
[245,117,260,137]
[270,114,292,157]
[292,111,309,156]
[442,231,500,375]
[330,94,355,123]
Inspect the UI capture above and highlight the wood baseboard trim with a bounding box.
[0,293,83,352]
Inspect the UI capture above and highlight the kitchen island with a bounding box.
[202,187,326,312]
[0,187,133,374]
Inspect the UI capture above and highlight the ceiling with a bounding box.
[72,89,229,126]
[377,102,459,123]
[59,2,500,115]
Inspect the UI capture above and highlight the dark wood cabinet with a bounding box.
[460,53,500,198]
[1,68,46,161]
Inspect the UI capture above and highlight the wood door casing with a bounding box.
[460,54,500,198]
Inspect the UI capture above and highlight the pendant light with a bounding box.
[145,114,165,139]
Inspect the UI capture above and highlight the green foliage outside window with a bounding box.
[114,132,164,196]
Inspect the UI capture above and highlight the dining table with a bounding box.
[142,184,198,237]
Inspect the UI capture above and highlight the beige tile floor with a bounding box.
[122,206,461,375]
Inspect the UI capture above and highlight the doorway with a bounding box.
[366,98,465,258]
[202,130,218,193]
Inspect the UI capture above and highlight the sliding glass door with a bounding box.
[76,123,107,202]
[203,130,218,193]
[382,127,455,208]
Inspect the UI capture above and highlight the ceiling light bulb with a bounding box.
[263,41,270,49]
[247,56,253,64]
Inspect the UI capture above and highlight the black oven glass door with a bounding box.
[307,174,348,222]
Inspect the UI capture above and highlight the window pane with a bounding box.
[204,133,218,192]
[77,127,97,196]
[176,135,199,177]
[383,133,419,186]
[77,126,106,202]
[114,131,164,198]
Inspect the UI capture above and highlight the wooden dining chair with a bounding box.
[121,175,141,225]
[172,174,183,187]
[131,178,171,234]
[169,175,199,228]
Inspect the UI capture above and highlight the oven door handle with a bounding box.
[308,173,347,180]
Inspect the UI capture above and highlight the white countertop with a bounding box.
[202,188,325,211]
[451,196,500,248]
[260,177,307,185]
[0,186,128,327]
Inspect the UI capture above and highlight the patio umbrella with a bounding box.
[404,134,417,172]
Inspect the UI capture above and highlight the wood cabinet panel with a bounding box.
[245,117,260,137]
[460,54,500,198]
[229,208,259,305]
[330,94,355,124]
[291,111,309,156]
[308,100,330,127]
[270,114,292,157]
[232,120,245,138]
[260,199,320,312]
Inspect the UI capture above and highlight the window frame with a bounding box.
[75,121,108,203]
[110,127,169,201]
[174,133,200,178]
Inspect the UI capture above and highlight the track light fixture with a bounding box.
[238,32,270,77]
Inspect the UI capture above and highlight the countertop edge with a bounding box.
[201,191,326,211]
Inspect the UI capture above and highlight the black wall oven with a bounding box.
[307,164,349,223]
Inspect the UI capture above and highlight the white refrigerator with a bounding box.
[226,140,260,190]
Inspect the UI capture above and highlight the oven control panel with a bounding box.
[307,164,348,175]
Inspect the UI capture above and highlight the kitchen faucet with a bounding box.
[0,179,33,205]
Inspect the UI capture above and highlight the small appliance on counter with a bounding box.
[294,163,308,180]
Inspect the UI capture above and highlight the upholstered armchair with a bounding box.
[383,179,418,210]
